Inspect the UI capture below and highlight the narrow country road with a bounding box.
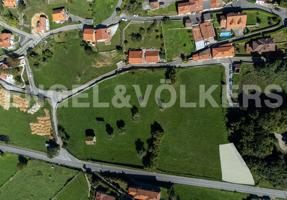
[1,144,287,199]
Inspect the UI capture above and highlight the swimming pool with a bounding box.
[220,31,233,38]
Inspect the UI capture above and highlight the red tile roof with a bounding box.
[36,16,47,33]
[200,21,216,40]
[192,49,212,61]
[83,28,95,42]
[95,28,110,42]
[192,26,203,42]
[220,13,247,30]
[128,187,161,200]
[52,8,68,23]
[0,33,12,48]
[2,0,17,8]
[212,43,235,58]
[128,50,144,64]
[145,50,160,63]
[177,0,203,15]
[95,192,115,200]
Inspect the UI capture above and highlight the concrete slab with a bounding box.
[220,143,255,185]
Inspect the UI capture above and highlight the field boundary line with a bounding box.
[50,172,80,200]
[0,170,20,192]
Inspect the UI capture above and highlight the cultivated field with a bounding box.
[58,66,228,179]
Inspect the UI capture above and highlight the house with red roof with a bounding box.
[2,0,18,8]
[0,32,14,49]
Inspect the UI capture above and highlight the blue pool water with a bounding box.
[220,31,232,38]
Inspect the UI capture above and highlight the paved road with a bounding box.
[1,144,287,199]
[0,20,32,39]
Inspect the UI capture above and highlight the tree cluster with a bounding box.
[228,105,287,186]
[142,121,164,169]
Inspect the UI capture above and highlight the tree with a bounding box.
[58,125,70,147]
[0,135,10,143]
[17,155,28,170]
[105,124,114,137]
[116,120,126,133]
[135,139,145,157]
[165,68,176,84]
[131,105,140,120]
[46,139,60,158]
[131,32,142,42]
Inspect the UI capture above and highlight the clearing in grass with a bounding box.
[58,66,228,179]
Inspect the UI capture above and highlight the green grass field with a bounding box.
[92,0,118,24]
[58,66,228,179]
[0,159,78,200]
[124,22,164,51]
[171,185,247,200]
[0,95,50,152]
[243,10,280,31]
[0,154,18,186]
[30,31,122,90]
[55,173,89,200]
[162,21,195,61]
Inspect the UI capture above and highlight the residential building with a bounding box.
[95,28,111,43]
[149,0,160,10]
[0,32,14,49]
[128,187,161,200]
[83,27,96,44]
[128,50,144,64]
[2,0,18,8]
[192,49,212,61]
[177,0,203,15]
[212,43,235,58]
[95,192,115,200]
[145,50,160,63]
[220,13,247,31]
[246,38,276,54]
[52,8,69,24]
[192,21,216,50]
[36,15,49,33]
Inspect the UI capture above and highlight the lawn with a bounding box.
[243,10,280,31]
[29,31,122,90]
[162,21,195,61]
[92,0,118,24]
[55,173,89,200]
[58,66,228,179]
[0,159,78,200]
[0,94,50,152]
[124,21,164,51]
[0,154,18,187]
[171,184,248,200]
